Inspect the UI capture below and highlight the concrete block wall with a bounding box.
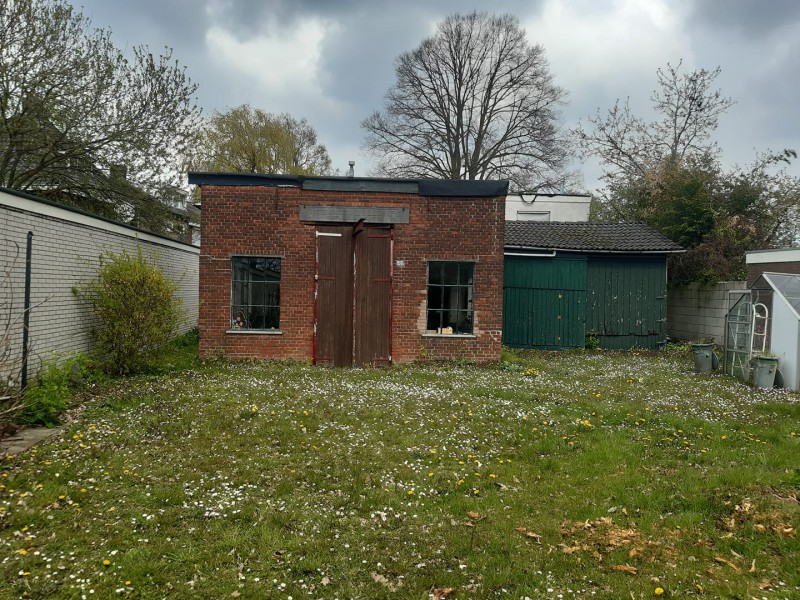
[667,281,747,344]
[1,188,199,383]
[199,185,504,363]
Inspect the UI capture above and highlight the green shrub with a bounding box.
[74,247,183,375]
[584,331,600,350]
[18,354,102,426]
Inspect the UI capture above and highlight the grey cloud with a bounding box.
[690,0,800,37]
[65,0,800,187]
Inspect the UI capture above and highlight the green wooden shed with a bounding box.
[503,222,684,350]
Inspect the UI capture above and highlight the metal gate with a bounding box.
[314,224,392,366]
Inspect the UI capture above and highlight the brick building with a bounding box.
[746,248,800,286]
[188,173,507,365]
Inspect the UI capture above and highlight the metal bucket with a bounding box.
[752,356,779,389]
[691,343,716,373]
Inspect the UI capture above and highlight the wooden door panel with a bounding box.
[315,226,353,366]
[354,230,392,365]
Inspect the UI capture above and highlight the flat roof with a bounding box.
[187,172,509,198]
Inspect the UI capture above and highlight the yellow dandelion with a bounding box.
[19,549,28,555]
[103,559,111,566]
[654,588,664,596]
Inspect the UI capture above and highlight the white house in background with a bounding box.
[505,193,591,222]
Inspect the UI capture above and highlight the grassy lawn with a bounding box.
[1,346,798,599]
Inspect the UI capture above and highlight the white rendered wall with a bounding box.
[1,189,199,382]
[505,194,591,222]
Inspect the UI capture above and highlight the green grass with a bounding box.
[1,346,798,599]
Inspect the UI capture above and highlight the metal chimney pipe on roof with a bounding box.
[347,161,355,178]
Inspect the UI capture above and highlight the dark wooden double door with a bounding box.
[314,224,392,367]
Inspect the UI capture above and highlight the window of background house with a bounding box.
[426,261,474,334]
[231,257,281,330]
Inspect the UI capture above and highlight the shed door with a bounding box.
[315,226,354,366]
[502,256,587,349]
[314,225,392,367]
[586,256,667,349]
[354,228,392,365]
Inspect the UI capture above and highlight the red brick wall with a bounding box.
[199,185,505,363]
[747,261,800,287]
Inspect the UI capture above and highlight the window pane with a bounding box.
[460,262,474,285]
[458,285,469,310]
[248,309,266,330]
[263,258,281,281]
[427,285,443,310]
[442,286,459,310]
[443,262,459,285]
[264,306,280,329]
[427,310,443,331]
[428,262,443,285]
[455,310,473,334]
[231,305,249,329]
[265,282,280,308]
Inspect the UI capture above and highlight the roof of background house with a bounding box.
[187,172,509,197]
[505,221,684,254]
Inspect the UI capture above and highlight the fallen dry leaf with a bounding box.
[612,564,638,574]
[525,531,542,542]
[749,559,756,574]
[515,527,527,533]
[753,524,766,533]
[714,556,742,573]
[773,524,796,538]
[321,576,330,586]
[432,588,456,599]
[372,572,403,591]
[758,580,773,590]
[230,593,241,599]
[463,522,475,528]
[467,511,481,520]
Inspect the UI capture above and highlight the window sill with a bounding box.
[422,333,476,339]
[226,329,283,335]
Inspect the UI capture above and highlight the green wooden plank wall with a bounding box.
[585,256,667,349]
[503,256,587,349]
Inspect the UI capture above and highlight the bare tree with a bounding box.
[191,105,333,176]
[362,12,570,191]
[574,61,735,215]
[0,0,200,230]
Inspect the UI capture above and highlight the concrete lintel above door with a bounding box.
[300,205,409,224]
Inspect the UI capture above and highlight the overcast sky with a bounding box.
[76,0,800,192]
